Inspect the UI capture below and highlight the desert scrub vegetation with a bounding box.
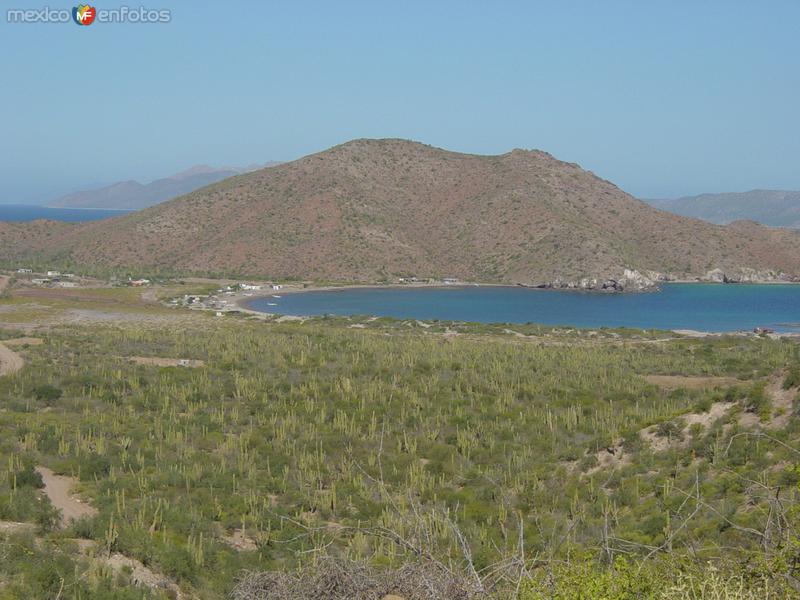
[0,318,798,597]
[0,532,160,599]
[785,365,800,390]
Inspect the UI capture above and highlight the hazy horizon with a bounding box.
[5,148,800,207]
[2,1,799,203]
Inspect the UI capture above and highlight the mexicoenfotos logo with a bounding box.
[72,4,96,25]
[6,5,171,24]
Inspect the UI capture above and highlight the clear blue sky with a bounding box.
[1,1,799,203]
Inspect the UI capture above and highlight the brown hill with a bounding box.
[2,139,800,288]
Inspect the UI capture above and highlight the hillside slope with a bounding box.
[3,139,800,287]
[648,190,800,229]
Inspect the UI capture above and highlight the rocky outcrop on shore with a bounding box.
[528,267,798,293]
[700,268,797,284]
[531,269,660,292]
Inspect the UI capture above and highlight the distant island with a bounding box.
[47,162,280,210]
[646,190,800,229]
[2,139,800,290]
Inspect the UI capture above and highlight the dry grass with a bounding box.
[128,356,205,368]
[1,336,44,346]
[645,375,741,390]
[231,559,482,600]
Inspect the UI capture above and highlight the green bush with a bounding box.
[655,419,684,442]
[784,365,800,390]
[32,384,62,404]
[9,463,43,489]
[744,382,772,421]
[520,558,783,600]
[520,558,657,599]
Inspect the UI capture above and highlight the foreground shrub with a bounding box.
[785,365,800,390]
[520,557,785,600]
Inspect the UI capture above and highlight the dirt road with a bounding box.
[36,466,98,526]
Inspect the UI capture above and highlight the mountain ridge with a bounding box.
[647,189,800,229]
[47,162,281,210]
[4,139,800,289]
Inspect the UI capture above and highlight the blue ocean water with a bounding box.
[248,284,800,332]
[0,204,133,222]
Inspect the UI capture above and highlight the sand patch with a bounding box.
[590,446,631,473]
[0,520,35,535]
[36,466,98,527]
[672,329,713,338]
[503,329,528,338]
[684,401,736,429]
[75,539,184,598]
[641,401,736,452]
[106,552,184,598]
[738,411,760,428]
[766,371,797,429]
[275,315,306,323]
[0,342,24,377]
[222,528,258,552]
[128,356,204,368]
[585,440,632,475]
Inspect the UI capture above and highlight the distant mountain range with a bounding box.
[48,163,281,210]
[3,139,800,289]
[647,190,800,229]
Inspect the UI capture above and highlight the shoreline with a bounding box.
[229,281,800,337]
[0,203,134,212]
[42,206,134,211]
[234,278,800,310]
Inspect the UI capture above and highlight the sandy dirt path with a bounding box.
[767,372,798,429]
[1,337,43,347]
[106,552,185,598]
[0,275,9,293]
[36,466,98,526]
[0,520,35,534]
[0,341,24,377]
